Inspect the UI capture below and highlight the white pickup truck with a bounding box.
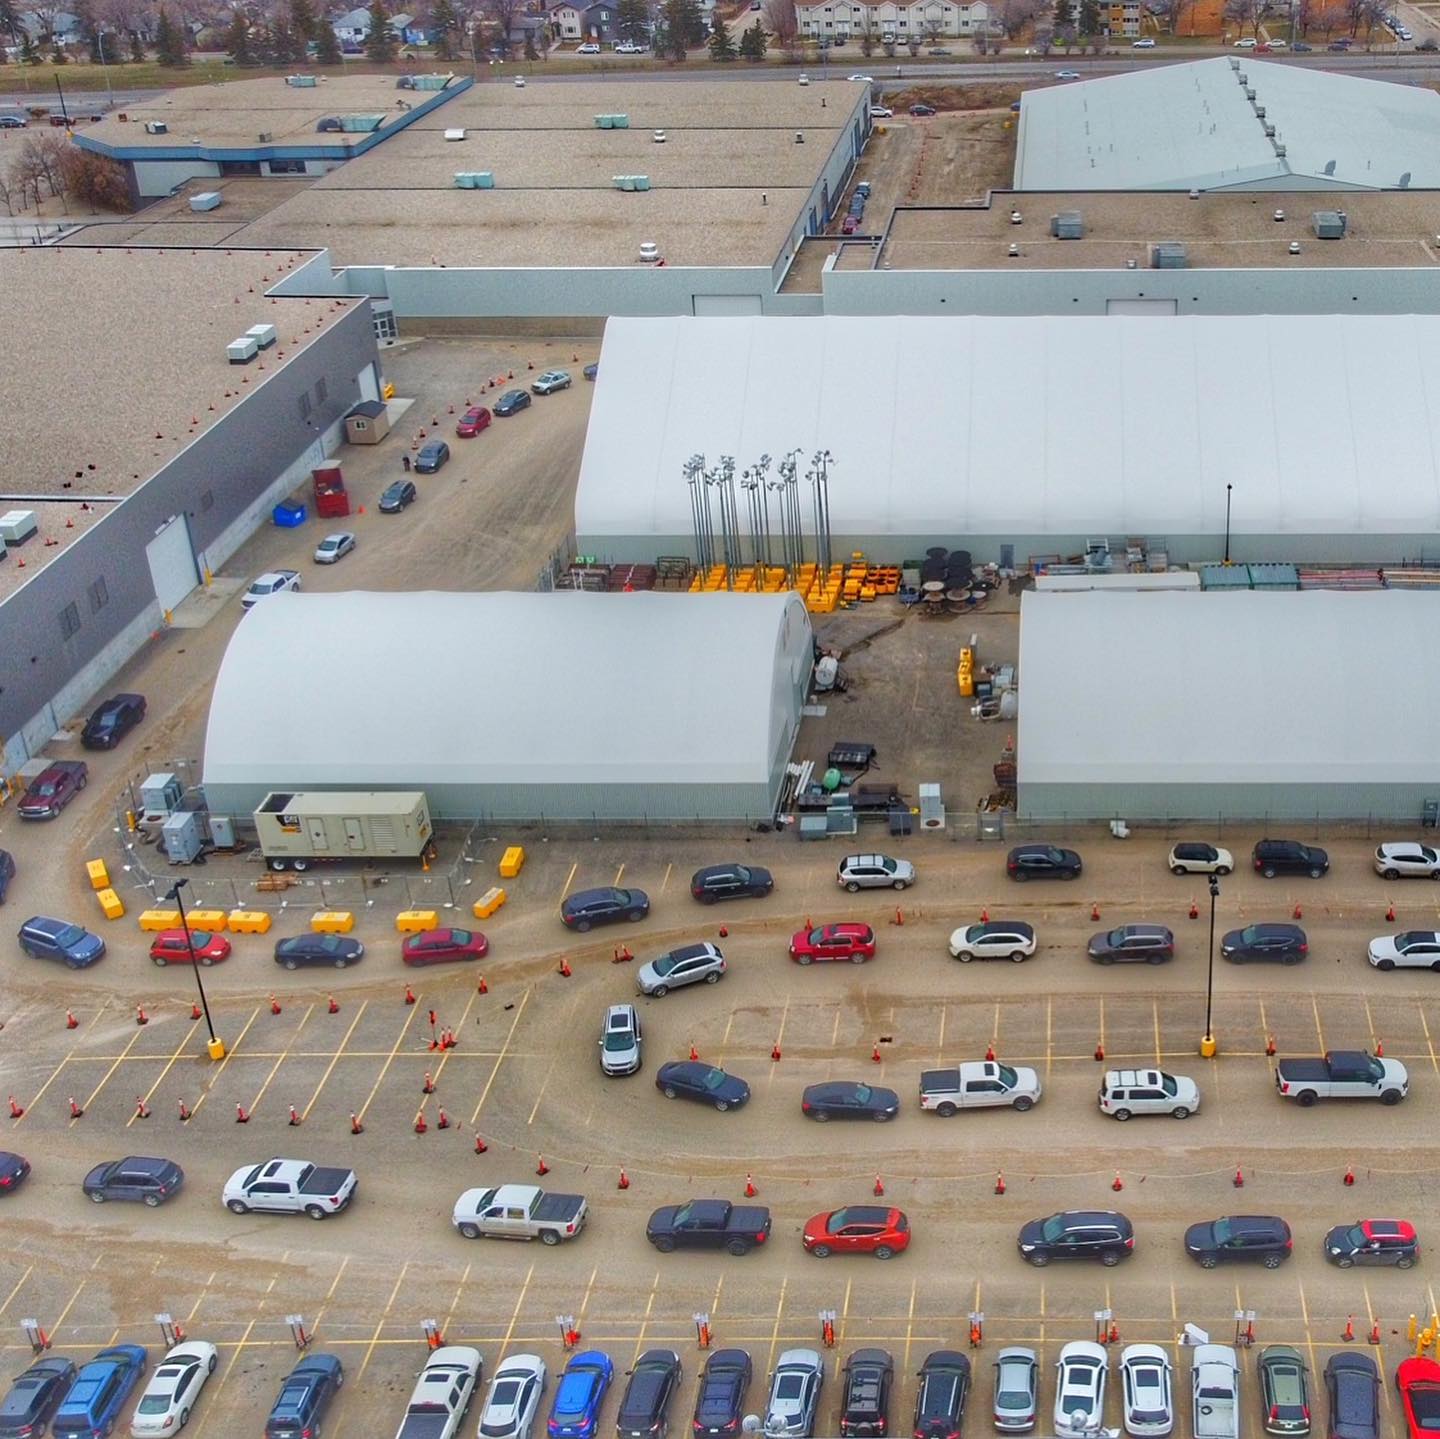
[393,1347,481,1439]
[451,1184,588,1244]
[222,1157,357,1219]
[1274,1051,1409,1106]
[919,1061,1042,1116]
[1191,1345,1239,1439]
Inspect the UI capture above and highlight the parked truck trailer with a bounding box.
[254,791,433,871]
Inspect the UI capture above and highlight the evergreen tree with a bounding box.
[19,26,38,59]
[523,26,538,55]
[364,0,397,58]
[615,0,648,39]
[129,28,146,59]
[681,0,704,42]
[1076,0,1100,32]
[290,0,319,44]
[315,21,342,61]
[738,16,765,56]
[226,10,254,63]
[1051,0,1071,29]
[155,6,189,63]
[707,9,734,56]
[430,0,458,56]
[659,0,687,55]
[0,0,15,46]
[266,14,303,63]
[50,40,67,60]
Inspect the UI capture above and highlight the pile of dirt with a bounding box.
[888,81,1022,111]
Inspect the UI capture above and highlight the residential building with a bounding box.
[796,0,994,41]
[332,5,371,43]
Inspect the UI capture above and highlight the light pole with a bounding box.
[1200,874,1219,1058]
[96,28,114,109]
[1223,482,1233,564]
[167,878,225,1060]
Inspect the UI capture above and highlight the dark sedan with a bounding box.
[1221,923,1308,964]
[693,1350,751,1439]
[0,1151,30,1196]
[0,850,14,905]
[80,693,146,750]
[691,864,774,903]
[274,933,365,969]
[1006,845,1082,881]
[561,886,650,932]
[402,926,488,966]
[83,1155,184,1207]
[0,1357,77,1439]
[414,441,450,473]
[378,479,417,512]
[656,1061,751,1111]
[801,1081,899,1122]
[494,389,532,416]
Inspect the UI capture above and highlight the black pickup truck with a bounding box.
[645,1199,772,1255]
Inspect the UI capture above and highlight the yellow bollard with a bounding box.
[1410,1315,1419,1343]
[1419,1327,1435,1358]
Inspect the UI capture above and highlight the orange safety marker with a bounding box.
[65,1009,78,1030]
[178,1098,191,1122]
[1189,898,1199,920]
[771,1042,782,1061]
[1091,902,1101,921]
[405,985,416,1005]
[1343,1316,1355,1342]
[873,1173,885,1197]
[235,1102,250,1123]
[744,1173,757,1198]
[437,1107,450,1129]
[477,976,489,994]
[1369,1320,1381,1345]
[558,957,572,978]
[536,1154,550,1176]
[690,1043,699,1062]
[618,1168,630,1189]
[994,1170,1006,1195]
[68,1096,83,1119]
[980,907,989,923]
[1375,1040,1384,1057]
[893,906,904,926]
[1094,1041,1105,1062]
[872,1043,882,1063]
[270,995,282,1015]
[1343,1165,1355,1186]
[422,1072,435,1094]
[328,995,339,1014]
[414,1110,428,1135]
[288,1105,302,1126]
[190,1002,202,1021]
[1293,902,1303,920]
[7,1096,23,1119]
[136,1005,149,1026]
[135,1096,150,1119]
[718,925,728,938]
[350,1112,364,1134]
[1265,1034,1277,1056]
[985,1042,996,1062]
[473,1133,488,1154]
[1386,902,1396,922]
[1112,1171,1124,1191]
[1233,1167,1244,1188]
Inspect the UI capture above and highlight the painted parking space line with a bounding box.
[499,1263,535,1356]
[902,1279,918,1372]
[1152,1000,1163,1066]
[127,1014,204,1126]
[1419,1005,1440,1075]
[632,1273,660,1363]
[353,1262,410,1388]
[766,1000,791,1094]
[189,1317,256,1439]
[354,1003,424,1125]
[577,1266,600,1327]
[766,1276,789,1372]
[935,1003,947,1064]
[50,1278,91,1341]
[243,1002,318,1117]
[302,1002,368,1120]
[660,863,673,894]
[14,1002,113,1124]
[73,1024,150,1123]
[559,862,578,905]
[1045,997,1053,1082]
[1311,994,1326,1051]
[614,864,625,887]
[838,1277,853,1348]
[0,1267,33,1323]
[184,1272,217,1325]
[469,987,530,1126]
[189,1006,263,1119]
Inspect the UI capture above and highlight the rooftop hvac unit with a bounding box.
[1254,104,1265,117]
[247,323,278,348]
[1244,86,1255,99]
[1274,143,1286,156]
[1263,122,1275,136]
[639,241,660,262]
[1050,210,1084,239]
[189,191,222,212]
[444,127,466,141]
[316,116,342,131]
[143,120,167,134]
[0,509,38,545]
[227,335,259,364]
[257,130,273,142]
[1229,55,1240,67]
[1148,241,1188,269]
[454,172,493,188]
[286,73,318,86]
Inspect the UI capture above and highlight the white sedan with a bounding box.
[1131,36,1156,45]
[479,1353,548,1439]
[1374,842,1440,879]
[1119,1344,1173,1438]
[131,1341,218,1436]
[848,72,875,81]
[1367,930,1440,971]
[314,531,356,564]
[1055,1343,1109,1439]
[948,920,1037,962]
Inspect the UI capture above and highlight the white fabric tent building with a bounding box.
[576,315,1440,569]
[202,591,813,822]
[1019,590,1440,821]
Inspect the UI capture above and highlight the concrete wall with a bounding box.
[132,157,222,199]
[0,304,379,776]
[1018,781,1440,823]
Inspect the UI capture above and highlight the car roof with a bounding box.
[974,921,1035,937]
[829,1205,894,1224]
[1223,1214,1290,1235]
[1360,1218,1416,1239]
[1111,924,1171,937]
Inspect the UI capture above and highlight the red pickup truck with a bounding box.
[18,760,88,820]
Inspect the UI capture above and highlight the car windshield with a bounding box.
[806,929,826,945]
[34,780,59,796]
[1040,1216,1069,1241]
[491,1380,522,1406]
[996,1065,1018,1087]
[1210,1218,1232,1243]
[701,1069,726,1091]
[1239,926,1262,944]
[1131,1410,1168,1424]
[1344,1226,1368,1248]
[851,1085,873,1103]
[54,924,85,946]
[603,1030,633,1052]
[1161,1074,1178,1096]
[650,955,677,976]
[1105,929,1127,944]
[1409,1384,1440,1429]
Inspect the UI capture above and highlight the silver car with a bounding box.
[993,1348,1038,1432]
[314,531,356,564]
[836,854,915,892]
[1120,1345,1173,1438]
[765,1349,824,1437]
[479,1353,548,1439]
[636,942,726,997]
[599,1003,643,1075]
[1373,842,1440,879]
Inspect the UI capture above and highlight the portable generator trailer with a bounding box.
[254,790,433,871]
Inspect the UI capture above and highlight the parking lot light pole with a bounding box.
[1200,875,1220,1058]
[1223,483,1234,564]
[168,878,225,1060]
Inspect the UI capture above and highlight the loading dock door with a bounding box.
[693,294,764,316]
[1106,298,1178,316]
[145,514,199,614]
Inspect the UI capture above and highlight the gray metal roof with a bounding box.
[1018,590,1440,785]
[1015,58,1440,192]
[203,590,810,790]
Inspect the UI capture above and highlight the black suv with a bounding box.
[561,886,651,932]
[839,1350,894,1437]
[1323,1219,1418,1269]
[1017,1211,1134,1267]
[690,864,774,903]
[1221,923,1307,965]
[0,1357,77,1439]
[1005,845,1082,881]
[1087,924,1175,965]
[1324,1355,1380,1439]
[618,1350,682,1439]
[693,1350,751,1438]
[1184,1214,1292,1268]
[80,693,146,750]
[1253,840,1329,879]
[913,1352,970,1439]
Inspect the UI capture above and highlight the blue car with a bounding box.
[264,1353,344,1439]
[548,1352,614,1439]
[52,1345,147,1438]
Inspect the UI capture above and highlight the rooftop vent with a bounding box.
[1288,240,1301,254]
[1050,210,1084,239]
[143,120,167,134]
[227,336,259,364]
[444,127,466,141]
[1148,241,1188,269]
[639,241,660,262]
[286,74,318,86]
[0,510,38,545]
[1400,171,1412,188]
[1254,104,1266,117]
[258,130,273,142]
[1274,143,1286,156]
[247,323,278,348]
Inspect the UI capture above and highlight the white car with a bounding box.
[848,72,875,81]
[1374,842,1440,879]
[1131,36,1156,45]
[241,569,301,608]
[765,1349,825,1437]
[599,1002,643,1075]
[1055,68,1081,77]
[1167,843,1233,876]
[869,105,893,118]
[314,531,356,564]
[1233,36,1256,45]
[1367,929,1440,971]
[948,920,1037,962]
[479,1353,548,1439]
[615,40,647,52]
[1054,1343,1109,1439]
[576,41,601,52]
[1267,36,1287,44]
[130,1341,218,1436]
[837,853,915,891]
[1120,1345,1173,1438]
[1099,1069,1200,1121]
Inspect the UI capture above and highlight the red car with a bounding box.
[402,927,489,966]
[841,215,859,235]
[802,1205,910,1259]
[789,922,876,964]
[455,406,492,437]
[17,760,88,820]
[149,929,231,966]
[1399,1357,1440,1439]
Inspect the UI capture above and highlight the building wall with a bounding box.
[797,0,993,37]
[0,303,379,775]
[131,157,222,199]
[1018,780,1440,822]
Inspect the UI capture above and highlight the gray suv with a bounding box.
[837,854,915,892]
[599,1003,643,1075]
[637,942,726,997]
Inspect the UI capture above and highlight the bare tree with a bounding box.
[993,0,1045,37]
[1145,0,1195,31]
[0,166,14,218]
[483,0,521,52]
[1222,0,1257,34]
[761,0,797,47]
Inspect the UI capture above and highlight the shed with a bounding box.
[345,398,390,445]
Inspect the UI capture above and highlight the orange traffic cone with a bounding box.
[6,1095,22,1119]
[1265,1034,1277,1056]
[1091,902,1101,921]
[404,985,416,1005]
[288,1105,302,1126]
[744,1173,757,1197]
[328,995,339,1014]
[65,1009,78,1029]
[235,1102,250,1123]
[718,925,728,938]
[190,1002,202,1020]
[351,1112,364,1134]
[1233,1167,1244,1188]
[422,1072,435,1094]
[618,1168,630,1189]
[68,1096,82,1119]
[1094,1041,1105,1062]
[1189,898,1199,919]
[994,1171,1006,1195]
[558,957,572,978]
[980,907,989,923]
[1293,902,1303,920]
[873,1173,885,1197]
[478,976,489,994]
[270,995,282,1015]
[771,1042,782,1061]
[136,1005,149,1025]
[1343,1316,1355,1342]
[1386,902,1396,922]
[135,1096,150,1119]
[985,1042,996,1062]
[474,1133,488,1153]
[1112,1171,1124,1191]
[893,906,904,926]
[414,1110,428,1134]
[1375,1039,1384,1057]
[872,1043,882,1063]
[536,1154,550,1176]
[178,1099,191,1122]
[437,1107,450,1129]
[690,1043,699,1062]
[1343,1165,1355,1186]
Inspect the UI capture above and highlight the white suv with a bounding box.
[837,854,915,891]
[1098,1069,1200,1120]
[599,1003,642,1074]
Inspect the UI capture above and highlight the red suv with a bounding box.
[150,930,232,966]
[18,760,88,819]
[455,406,492,437]
[789,923,876,964]
[402,927,489,966]
[803,1206,910,1259]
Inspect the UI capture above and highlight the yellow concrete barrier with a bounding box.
[473,886,506,920]
[97,888,125,920]
[499,846,526,879]
[396,909,438,933]
[138,908,181,932]
[188,908,228,931]
[312,911,355,934]
[228,910,272,934]
[86,858,110,891]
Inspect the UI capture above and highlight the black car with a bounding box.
[693,1350,751,1439]
[1087,924,1174,965]
[0,1357,77,1439]
[1323,1218,1418,1269]
[1183,1214,1292,1269]
[1017,1211,1134,1267]
[800,1081,899,1122]
[1221,923,1307,964]
[264,1353,344,1439]
[0,1151,30,1195]
[656,1061,751,1111]
[1324,1355,1379,1439]
[909,102,936,115]
[378,479,417,512]
[414,441,450,473]
[82,1155,184,1206]
[561,886,650,932]
[617,1350,682,1439]
[1006,845,1082,881]
[690,864,774,903]
[274,933,366,969]
[583,362,599,380]
[913,1352,970,1439]
[0,850,14,905]
[839,1349,893,1438]
[494,389,532,416]
[1253,840,1329,879]
[80,693,146,750]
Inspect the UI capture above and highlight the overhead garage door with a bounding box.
[1106,299,1178,316]
[146,514,199,614]
[693,294,764,316]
